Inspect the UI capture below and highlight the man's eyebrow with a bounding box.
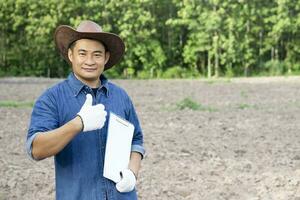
[77,49,104,53]
[93,50,104,54]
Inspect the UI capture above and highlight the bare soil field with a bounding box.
[0,76,300,200]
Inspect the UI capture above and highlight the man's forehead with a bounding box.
[74,38,106,50]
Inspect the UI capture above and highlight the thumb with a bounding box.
[83,94,93,107]
[94,103,105,110]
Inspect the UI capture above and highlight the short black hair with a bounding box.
[69,40,77,51]
[68,39,107,51]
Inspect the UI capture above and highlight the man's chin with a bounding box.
[82,72,101,79]
[84,76,99,81]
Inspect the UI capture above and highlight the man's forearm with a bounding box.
[128,151,142,179]
[31,116,83,160]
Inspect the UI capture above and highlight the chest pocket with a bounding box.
[99,94,128,121]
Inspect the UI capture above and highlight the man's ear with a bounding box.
[68,49,73,62]
[105,51,110,65]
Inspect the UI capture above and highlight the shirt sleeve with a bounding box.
[126,96,146,159]
[26,91,59,160]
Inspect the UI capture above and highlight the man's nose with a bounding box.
[85,55,95,65]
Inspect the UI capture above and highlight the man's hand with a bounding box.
[116,169,136,193]
[77,94,107,132]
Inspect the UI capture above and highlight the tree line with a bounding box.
[1,0,300,78]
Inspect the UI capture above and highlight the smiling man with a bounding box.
[69,39,108,86]
[26,20,145,200]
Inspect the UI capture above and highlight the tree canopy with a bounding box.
[1,0,300,78]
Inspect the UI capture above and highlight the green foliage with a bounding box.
[162,66,186,79]
[103,69,121,79]
[176,98,201,110]
[161,66,200,79]
[136,70,150,79]
[1,0,300,78]
[262,60,287,76]
[224,66,234,78]
[176,97,216,112]
[237,103,251,110]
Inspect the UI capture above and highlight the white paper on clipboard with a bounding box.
[103,112,134,183]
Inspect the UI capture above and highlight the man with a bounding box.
[26,20,145,200]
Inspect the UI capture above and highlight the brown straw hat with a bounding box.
[54,20,125,70]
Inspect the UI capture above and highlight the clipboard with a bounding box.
[103,112,134,183]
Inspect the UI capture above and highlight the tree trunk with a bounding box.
[213,32,219,78]
[286,47,292,74]
[47,67,50,78]
[271,47,274,61]
[200,54,206,75]
[207,51,211,78]
[214,49,219,78]
[244,19,250,77]
[244,65,249,77]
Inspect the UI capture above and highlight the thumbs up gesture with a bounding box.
[77,94,107,132]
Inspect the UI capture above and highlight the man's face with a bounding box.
[68,39,110,86]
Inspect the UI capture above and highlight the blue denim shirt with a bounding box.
[26,73,145,200]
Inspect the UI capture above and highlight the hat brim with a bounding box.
[54,25,125,70]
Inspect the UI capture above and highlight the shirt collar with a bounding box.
[67,72,110,97]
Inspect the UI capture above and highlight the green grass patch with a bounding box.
[237,103,257,110]
[204,78,232,85]
[0,100,34,108]
[240,90,249,98]
[176,97,217,112]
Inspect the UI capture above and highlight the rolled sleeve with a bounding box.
[26,132,44,161]
[26,91,59,161]
[126,96,146,159]
[131,144,145,159]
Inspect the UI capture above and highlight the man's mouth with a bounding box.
[82,67,97,72]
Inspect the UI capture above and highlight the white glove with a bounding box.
[116,169,136,193]
[77,94,107,132]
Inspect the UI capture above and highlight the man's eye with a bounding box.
[95,54,101,57]
[79,53,85,56]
